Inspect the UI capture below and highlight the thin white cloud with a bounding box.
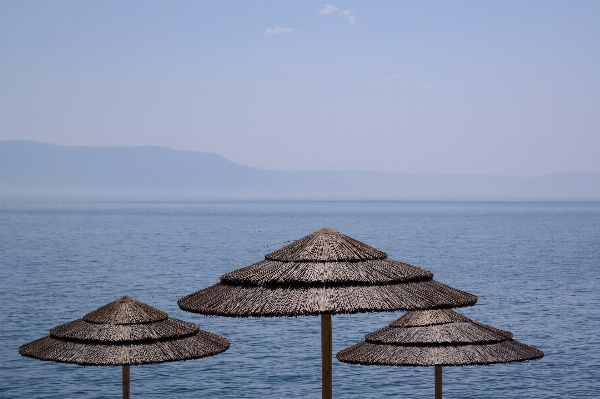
[319,4,356,25]
[369,79,379,87]
[388,73,402,81]
[265,27,294,36]
[340,9,356,25]
[320,4,339,15]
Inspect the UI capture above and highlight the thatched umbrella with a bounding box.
[178,227,477,399]
[19,296,230,399]
[336,308,544,398]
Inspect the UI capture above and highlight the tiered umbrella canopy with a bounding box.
[336,308,544,398]
[20,296,230,399]
[178,227,478,399]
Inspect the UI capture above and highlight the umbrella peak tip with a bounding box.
[83,295,168,325]
[313,226,340,235]
[264,226,388,261]
[391,308,468,327]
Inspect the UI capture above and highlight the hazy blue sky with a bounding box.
[2,1,599,176]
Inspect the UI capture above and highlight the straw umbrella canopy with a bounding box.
[19,296,230,399]
[336,308,544,398]
[178,227,478,399]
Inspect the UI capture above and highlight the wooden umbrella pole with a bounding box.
[123,364,130,399]
[435,365,442,399]
[321,313,332,399]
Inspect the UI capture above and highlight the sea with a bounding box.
[1,199,599,398]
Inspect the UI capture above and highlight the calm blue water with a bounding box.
[1,199,599,398]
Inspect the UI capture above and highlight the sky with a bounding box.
[1,1,599,176]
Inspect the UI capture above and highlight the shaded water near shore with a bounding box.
[1,200,599,398]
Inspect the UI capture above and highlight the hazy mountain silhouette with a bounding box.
[2,141,599,200]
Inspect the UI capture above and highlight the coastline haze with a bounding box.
[2,140,599,200]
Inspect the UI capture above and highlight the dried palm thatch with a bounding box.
[337,339,542,367]
[178,227,478,399]
[336,309,543,399]
[337,309,542,366]
[178,227,477,316]
[20,296,230,399]
[180,280,475,317]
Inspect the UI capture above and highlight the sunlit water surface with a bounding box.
[1,200,599,398]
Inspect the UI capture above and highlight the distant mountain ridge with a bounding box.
[1,141,599,200]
